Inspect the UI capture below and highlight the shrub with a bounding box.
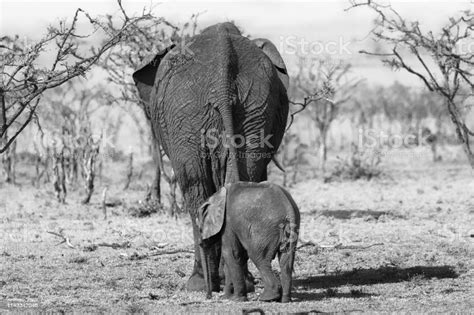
[128,200,161,218]
[327,144,383,181]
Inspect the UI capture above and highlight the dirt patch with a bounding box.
[0,157,473,313]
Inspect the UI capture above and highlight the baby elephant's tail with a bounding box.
[277,187,300,303]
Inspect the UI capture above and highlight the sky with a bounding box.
[1,0,473,86]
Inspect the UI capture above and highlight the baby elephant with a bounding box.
[196,181,300,303]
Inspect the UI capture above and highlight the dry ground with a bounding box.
[0,147,473,313]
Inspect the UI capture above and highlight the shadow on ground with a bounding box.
[294,265,458,289]
[305,209,405,220]
[293,290,375,302]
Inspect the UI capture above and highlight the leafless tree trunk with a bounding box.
[0,91,15,184]
[123,152,134,190]
[167,173,179,217]
[1,137,16,184]
[0,88,5,142]
[291,158,299,185]
[444,98,474,168]
[35,150,51,186]
[67,147,80,186]
[150,139,162,204]
[52,148,67,203]
[318,126,329,171]
[101,187,108,220]
[81,139,100,204]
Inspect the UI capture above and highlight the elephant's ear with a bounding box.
[132,44,175,103]
[198,187,227,241]
[252,38,289,90]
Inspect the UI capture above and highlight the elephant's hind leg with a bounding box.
[278,249,295,303]
[184,183,221,293]
[250,246,281,302]
[254,259,281,302]
[186,219,221,292]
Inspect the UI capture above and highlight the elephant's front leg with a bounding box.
[219,248,255,294]
[186,211,221,292]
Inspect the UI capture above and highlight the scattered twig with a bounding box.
[298,239,384,250]
[149,242,169,250]
[297,239,319,249]
[175,269,186,277]
[149,249,194,256]
[96,241,131,249]
[178,300,218,306]
[148,292,160,300]
[338,242,384,250]
[47,230,75,248]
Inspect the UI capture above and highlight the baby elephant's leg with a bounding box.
[223,262,232,298]
[250,244,281,302]
[248,230,281,301]
[278,250,295,303]
[254,259,281,302]
[222,233,248,301]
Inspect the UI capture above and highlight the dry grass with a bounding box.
[0,147,473,313]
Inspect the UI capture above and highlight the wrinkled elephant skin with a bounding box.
[133,22,289,292]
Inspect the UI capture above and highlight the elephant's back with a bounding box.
[228,182,296,223]
[155,31,284,114]
[152,30,288,181]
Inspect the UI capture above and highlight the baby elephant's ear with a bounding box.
[198,187,227,241]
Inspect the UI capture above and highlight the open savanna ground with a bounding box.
[1,147,473,313]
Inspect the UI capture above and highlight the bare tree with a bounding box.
[293,57,360,171]
[0,0,158,154]
[36,80,106,203]
[349,1,474,168]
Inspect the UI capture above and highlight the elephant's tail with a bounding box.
[277,186,300,252]
[212,24,240,184]
[277,185,300,302]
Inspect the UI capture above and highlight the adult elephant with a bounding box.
[133,22,289,291]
